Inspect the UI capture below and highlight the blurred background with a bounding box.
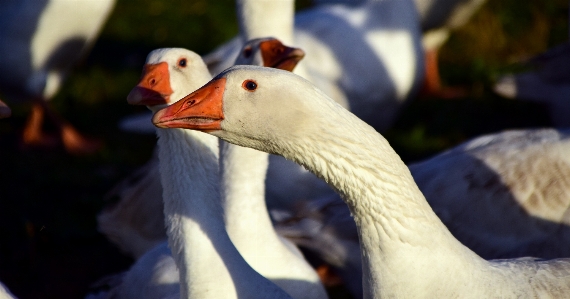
[0,0,568,298]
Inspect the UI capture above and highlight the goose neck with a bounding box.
[269,100,486,297]
[219,141,280,246]
[156,128,292,298]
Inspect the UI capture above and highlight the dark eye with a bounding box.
[178,58,187,67]
[242,80,257,91]
[243,47,252,58]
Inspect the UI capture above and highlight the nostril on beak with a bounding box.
[149,78,157,86]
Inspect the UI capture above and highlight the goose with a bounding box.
[494,42,570,127]
[124,48,292,298]
[154,65,570,298]
[0,0,113,154]
[0,99,10,119]
[98,38,308,259]
[101,44,323,298]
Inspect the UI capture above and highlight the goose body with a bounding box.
[0,0,114,153]
[154,65,570,298]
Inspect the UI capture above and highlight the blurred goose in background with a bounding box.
[96,44,325,298]
[494,42,570,126]
[0,99,10,119]
[0,0,114,154]
[154,65,570,298]
[410,128,570,259]
[308,0,488,97]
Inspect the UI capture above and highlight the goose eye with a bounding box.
[243,47,253,58]
[178,58,187,68]
[242,80,257,91]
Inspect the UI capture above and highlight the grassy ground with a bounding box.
[0,0,567,298]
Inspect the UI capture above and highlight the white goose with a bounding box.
[0,0,114,154]
[124,49,292,298]
[303,0,488,96]
[102,44,323,298]
[154,65,570,298]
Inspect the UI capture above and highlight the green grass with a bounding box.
[0,0,567,298]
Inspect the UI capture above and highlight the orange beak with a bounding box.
[127,62,173,106]
[260,39,305,72]
[152,78,226,131]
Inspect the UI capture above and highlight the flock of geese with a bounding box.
[2,0,570,298]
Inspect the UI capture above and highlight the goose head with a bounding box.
[235,37,305,72]
[126,48,212,113]
[152,65,333,152]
